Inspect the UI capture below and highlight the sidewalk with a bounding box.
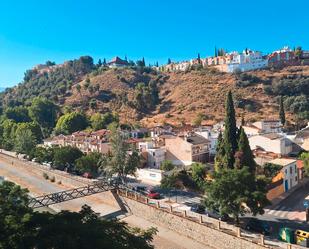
[268,178,309,208]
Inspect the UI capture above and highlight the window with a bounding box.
[290,167,292,174]
[295,176,298,182]
[153,152,155,156]
[295,165,297,173]
[285,169,287,175]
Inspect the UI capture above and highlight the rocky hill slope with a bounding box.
[2,59,308,127]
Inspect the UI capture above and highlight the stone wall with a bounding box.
[120,195,303,249]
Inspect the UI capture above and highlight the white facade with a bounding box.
[269,158,298,192]
[136,168,163,183]
[249,134,293,156]
[242,125,261,137]
[226,50,268,72]
[195,128,219,155]
[253,120,282,134]
[138,141,166,169]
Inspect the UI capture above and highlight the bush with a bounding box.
[43,172,49,180]
[50,176,55,182]
[160,160,175,171]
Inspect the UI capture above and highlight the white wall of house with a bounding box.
[146,148,165,169]
[195,130,218,155]
[270,159,298,192]
[253,120,282,134]
[249,135,292,155]
[136,168,163,183]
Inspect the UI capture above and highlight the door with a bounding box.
[284,180,289,192]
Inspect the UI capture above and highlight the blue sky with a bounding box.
[0,0,308,87]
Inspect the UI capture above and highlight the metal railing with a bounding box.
[29,181,116,209]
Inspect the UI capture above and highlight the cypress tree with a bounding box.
[142,57,145,67]
[167,58,172,65]
[235,127,256,173]
[214,131,225,171]
[279,96,286,126]
[223,91,238,168]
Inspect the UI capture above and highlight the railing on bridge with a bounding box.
[29,181,117,209]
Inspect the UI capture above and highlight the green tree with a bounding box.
[4,106,31,123]
[300,152,309,177]
[263,163,282,178]
[16,122,43,143]
[89,98,97,110]
[52,146,83,170]
[0,181,35,249]
[191,162,207,190]
[76,84,81,94]
[55,112,88,135]
[0,181,156,249]
[31,146,55,163]
[214,131,225,171]
[216,91,238,169]
[234,127,256,173]
[279,96,286,126]
[167,58,172,64]
[75,152,102,176]
[1,119,18,150]
[204,167,269,223]
[28,97,58,133]
[160,160,175,171]
[14,127,37,155]
[100,125,140,183]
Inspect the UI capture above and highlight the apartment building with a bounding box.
[164,133,210,166]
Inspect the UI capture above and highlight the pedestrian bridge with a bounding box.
[29,180,117,209]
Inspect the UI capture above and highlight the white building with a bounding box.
[249,133,293,156]
[269,158,298,192]
[138,141,165,169]
[252,120,282,134]
[195,127,219,155]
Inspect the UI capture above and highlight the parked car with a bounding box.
[190,204,206,214]
[145,188,160,199]
[205,208,229,221]
[132,185,147,193]
[245,218,271,235]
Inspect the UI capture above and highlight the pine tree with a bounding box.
[214,46,218,57]
[235,127,256,173]
[223,91,238,168]
[103,58,107,65]
[167,58,172,65]
[279,96,286,126]
[156,61,159,67]
[142,57,145,67]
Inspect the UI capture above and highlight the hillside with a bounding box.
[1,59,309,127]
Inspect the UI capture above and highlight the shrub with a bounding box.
[50,176,55,182]
[43,172,49,180]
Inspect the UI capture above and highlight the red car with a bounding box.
[146,189,160,199]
